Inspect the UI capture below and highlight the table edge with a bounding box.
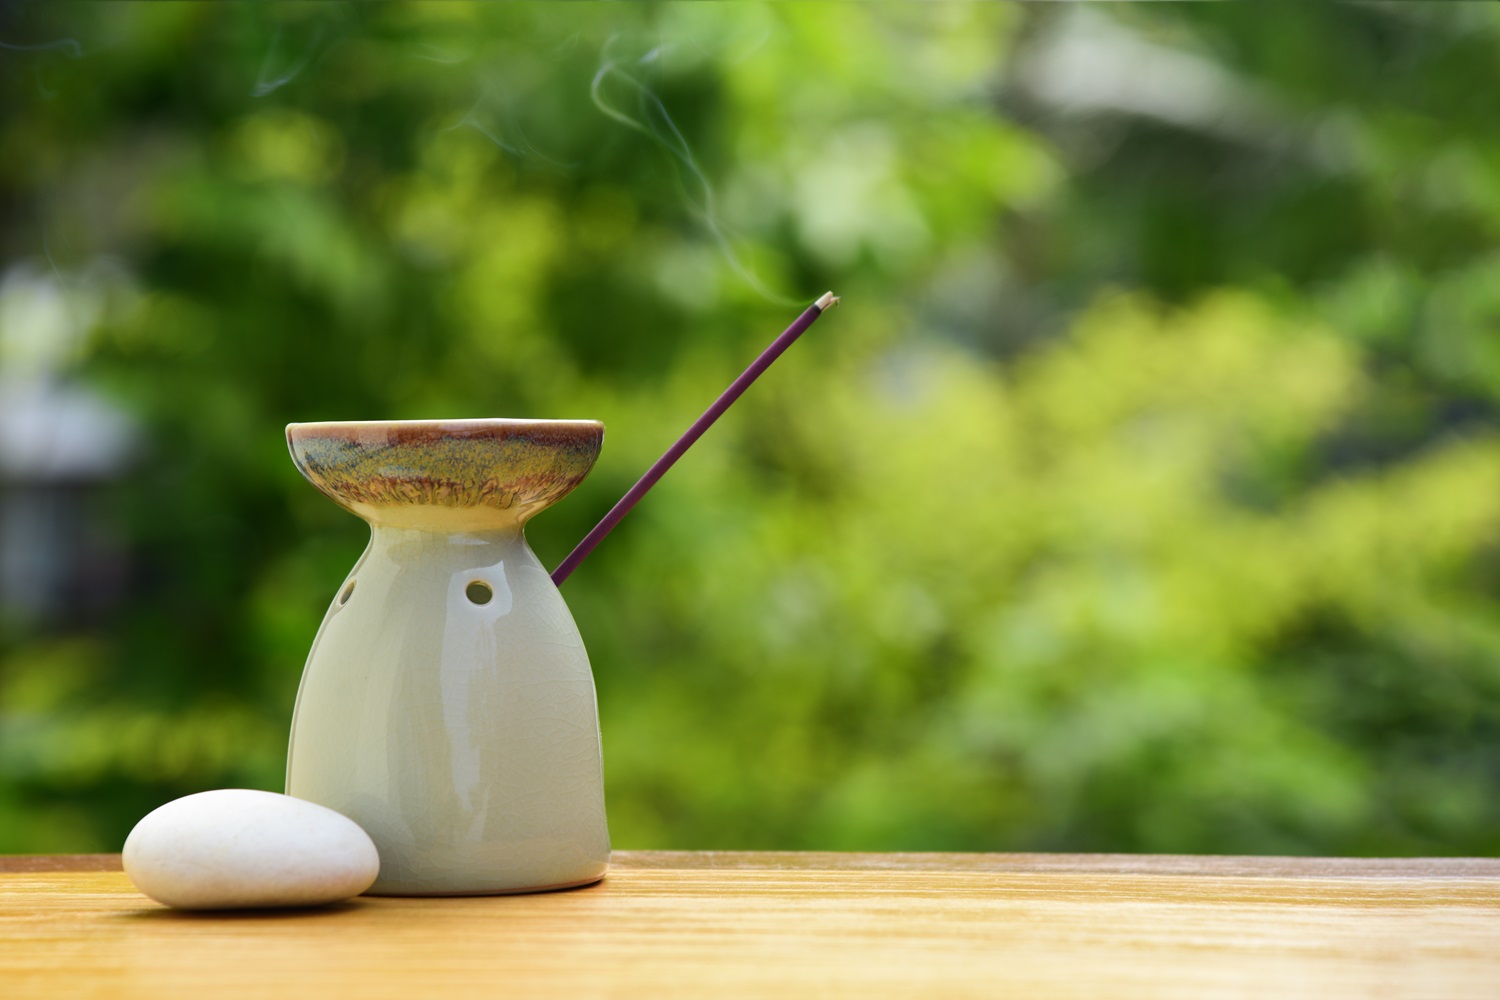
[4,851,1498,878]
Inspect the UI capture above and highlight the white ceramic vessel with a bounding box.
[284,418,609,895]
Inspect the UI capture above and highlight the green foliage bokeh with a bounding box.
[2,2,1499,857]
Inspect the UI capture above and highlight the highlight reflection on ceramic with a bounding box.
[285,419,610,896]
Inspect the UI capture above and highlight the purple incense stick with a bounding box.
[551,291,839,587]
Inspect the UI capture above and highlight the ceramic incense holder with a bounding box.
[284,418,609,895]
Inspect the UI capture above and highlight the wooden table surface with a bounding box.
[3,851,1499,999]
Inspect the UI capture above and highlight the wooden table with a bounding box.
[3,852,1498,998]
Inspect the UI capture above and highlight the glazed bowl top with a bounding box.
[286,418,604,530]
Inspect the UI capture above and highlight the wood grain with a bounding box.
[3,851,1498,999]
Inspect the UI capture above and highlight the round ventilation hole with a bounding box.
[465,581,493,606]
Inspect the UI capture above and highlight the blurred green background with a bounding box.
[3,1,1499,857]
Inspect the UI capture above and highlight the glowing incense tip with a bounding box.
[551,293,840,587]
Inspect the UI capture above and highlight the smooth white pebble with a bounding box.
[123,789,380,909]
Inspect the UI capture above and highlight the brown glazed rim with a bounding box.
[286,418,604,440]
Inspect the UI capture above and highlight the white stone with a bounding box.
[123,789,380,909]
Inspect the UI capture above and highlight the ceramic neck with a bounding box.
[368,523,526,552]
[353,504,533,535]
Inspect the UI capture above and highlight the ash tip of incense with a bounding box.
[815,291,839,311]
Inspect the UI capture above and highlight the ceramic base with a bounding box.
[364,872,606,898]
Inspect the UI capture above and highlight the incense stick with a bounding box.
[551,291,840,587]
